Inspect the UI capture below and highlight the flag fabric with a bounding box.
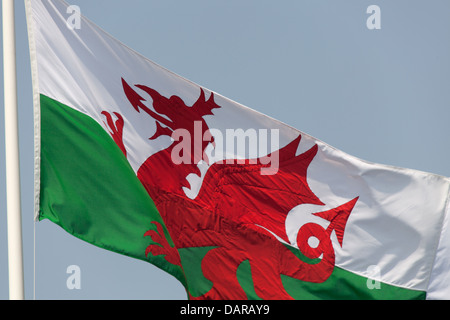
[26,0,450,300]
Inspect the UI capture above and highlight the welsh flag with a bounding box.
[27,0,450,300]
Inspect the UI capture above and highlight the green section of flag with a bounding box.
[281,266,426,300]
[38,94,186,289]
[178,247,216,298]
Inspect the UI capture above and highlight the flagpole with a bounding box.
[3,0,25,300]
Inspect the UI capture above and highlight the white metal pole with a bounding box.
[2,0,25,300]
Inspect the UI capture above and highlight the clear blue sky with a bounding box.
[1,0,450,300]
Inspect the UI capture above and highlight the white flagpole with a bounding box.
[2,0,25,300]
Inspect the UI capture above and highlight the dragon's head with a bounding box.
[122,78,221,167]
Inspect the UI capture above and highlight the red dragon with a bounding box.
[101,78,359,300]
